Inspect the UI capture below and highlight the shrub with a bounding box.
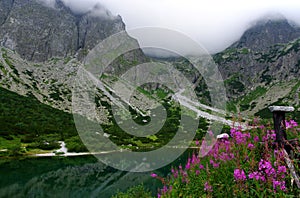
[152,119,300,197]
[65,136,88,153]
[112,184,153,198]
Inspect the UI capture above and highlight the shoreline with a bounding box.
[32,146,200,157]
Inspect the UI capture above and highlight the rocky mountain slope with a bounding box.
[0,0,148,114]
[214,18,300,116]
[0,0,125,62]
[0,0,299,120]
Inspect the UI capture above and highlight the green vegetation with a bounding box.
[224,74,245,95]
[63,56,72,64]
[0,86,209,155]
[255,39,300,63]
[213,47,249,63]
[1,48,19,77]
[226,101,237,113]
[112,184,153,198]
[256,105,300,122]
[101,100,185,151]
[65,136,88,152]
[153,88,169,99]
[0,62,7,75]
[240,86,267,105]
[50,57,61,64]
[239,86,267,111]
[0,87,80,156]
[151,119,300,197]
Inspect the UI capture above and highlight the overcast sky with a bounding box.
[61,0,300,54]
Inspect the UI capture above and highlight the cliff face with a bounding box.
[0,0,148,114]
[0,0,125,62]
[232,19,300,52]
[214,19,300,99]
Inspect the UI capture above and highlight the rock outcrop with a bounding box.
[0,0,125,62]
[214,19,300,99]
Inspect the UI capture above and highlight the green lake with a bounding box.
[0,149,195,197]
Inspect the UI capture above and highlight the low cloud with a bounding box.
[38,0,56,8]
[41,0,300,54]
[40,0,116,19]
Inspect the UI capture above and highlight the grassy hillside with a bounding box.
[0,87,210,156]
[0,87,76,137]
[0,87,81,155]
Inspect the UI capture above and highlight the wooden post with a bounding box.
[269,106,300,189]
[268,106,294,147]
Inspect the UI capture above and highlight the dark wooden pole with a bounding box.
[272,111,286,146]
[269,106,294,148]
[269,106,300,189]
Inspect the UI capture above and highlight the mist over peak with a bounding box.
[229,16,300,52]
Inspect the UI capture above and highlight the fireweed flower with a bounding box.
[230,128,250,144]
[277,165,287,174]
[204,182,213,192]
[247,143,255,150]
[151,173,157,178]
[171,168,178,178]
[274,149,285,159]
[259,159,274,174]
[248,171,266,181]
[185,162,191,170]
[253,117,259,125]
[262,130,276,141]
[162,186,168,193]
[210,159,220,168]
[272,180,286,191]
[155,121,293,197]
[234,169,247,181]
[285,119,298,129]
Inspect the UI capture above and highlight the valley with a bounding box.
[0,0,299,197]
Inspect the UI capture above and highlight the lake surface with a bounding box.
[0,149,195,198]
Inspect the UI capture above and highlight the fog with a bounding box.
[50,0,300,54]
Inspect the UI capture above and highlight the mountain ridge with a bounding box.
[231,18,300,52]
[0,0,125,62]
[214,18,300,114]
[0,1,299,118]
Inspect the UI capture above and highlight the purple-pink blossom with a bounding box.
[204,182,213,192]
[285,119,298,129]
[259,159,276,177]
[247,143,255,149]
[248,171,266,182]
[151,173,157,178]
[273,180,286,191]
[230,128,251,144]
[277,165,287,174]
[234,169,247,181]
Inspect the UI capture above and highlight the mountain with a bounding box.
[0,1,299,122]
[0,0,125,62]
[0,0,155,156]
[0,0,148,112]
[214,18,300,116]
[0,0,300,160]
[231,18,300,51]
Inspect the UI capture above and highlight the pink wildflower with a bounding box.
[234,169,247,181]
